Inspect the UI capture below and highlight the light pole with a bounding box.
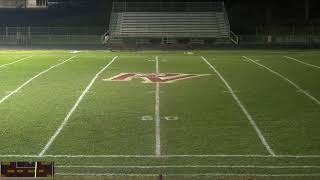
[305,0,309,22]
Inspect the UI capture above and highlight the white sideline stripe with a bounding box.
[0,56,77,105]
[0,56,33,68]
[55,173,320,177]
[284,56,320,69]
[38,56,118,156]
[57,165,320,169]
[168,173,320,177]
[165,154,320,158]
[243,56,320,105]
[1,154,320,158]
[155,56,161,157]
[201,56,275,156]
[55,173,159,177]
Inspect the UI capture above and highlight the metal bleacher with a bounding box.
[106,1,236,46]
[112,12,229,38]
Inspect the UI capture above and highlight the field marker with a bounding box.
[57,165,320,169]
[284,56,320,69]
[223,90,240,93]
[155,56,161,157]
[243,56,320,105]
[0,56,77,105]
[165,116,179,121]
[142,116,153,121]
[38,56,118,156]
[55,173,320,177]
[201,56,275,156]
[0,56,33,69]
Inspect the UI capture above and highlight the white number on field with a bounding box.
[164,116,179,121]
[142,116,153,121]
[142,116,179,121]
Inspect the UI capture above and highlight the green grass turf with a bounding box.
[0,50,319,179]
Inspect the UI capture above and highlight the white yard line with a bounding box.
[243,56,320,105]
[0,56,33,68]
[155,56,161,157]
[55,173,320,177]
[38,56,118,156]
[0,56,77,105]
[284,56,320,69]
[56,165,320,169]
[201,56,275,156]
[0,154,320,158]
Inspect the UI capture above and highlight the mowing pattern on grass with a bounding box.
[0,50,319,179]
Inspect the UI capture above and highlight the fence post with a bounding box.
[1,25,3,40]
[292,25,295,37]
[5,26,8,38]
[28,26,31,46]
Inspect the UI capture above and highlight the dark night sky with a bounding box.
[0,0,319,28]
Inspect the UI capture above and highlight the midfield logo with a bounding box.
[103,73,210,83]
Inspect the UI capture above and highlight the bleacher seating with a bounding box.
[110,12,229,38]
[107,1,231,45]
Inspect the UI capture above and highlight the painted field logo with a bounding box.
[103,73,210,83]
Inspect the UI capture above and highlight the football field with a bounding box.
[0,50,319,179]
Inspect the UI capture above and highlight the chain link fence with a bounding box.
[238,35,320,46]
[0,26,106,45]
[1,26,320,47]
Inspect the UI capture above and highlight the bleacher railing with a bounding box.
[230,31,239,44]
[112,1,224,12]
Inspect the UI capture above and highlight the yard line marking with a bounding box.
[55,173,159,177]
[0,155,39,158]
[38,56,118,156]
[284,56,320,69]
[155,56,161,157]
[243,56,320,105]
[1,154,320,158]
[277,155,320,158]
[165,154,320,158]
[55,173,320,177]
[168,173,320,177]
[0,56,77,105]
[57,165,320,169]
[0,56,33,68]
[201,56,275,156]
